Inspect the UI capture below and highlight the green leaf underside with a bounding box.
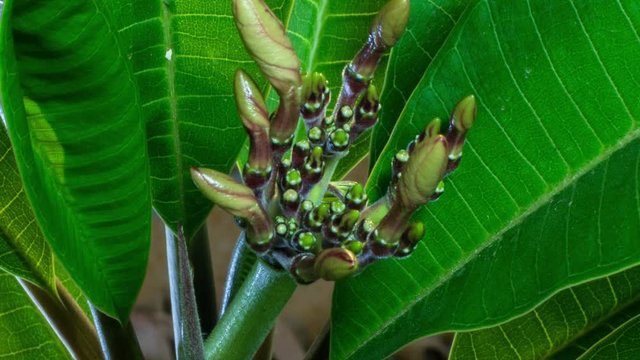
[368,0,469,170]
[577,313,640,360]
[0,272,70,359]
[451,266,640,360]
[0,127,54,291]
[332,0,640,359]
[0,0,151,320]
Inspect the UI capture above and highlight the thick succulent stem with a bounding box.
[204,261,296,360]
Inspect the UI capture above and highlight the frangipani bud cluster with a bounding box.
[192,0,477,284]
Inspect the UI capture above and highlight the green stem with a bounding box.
[307,155,343,204]
[220,233,256,315]
[189,223,217,337]
[166,225,205,359]
[19,279,103,360]
[204,261,296,360]
[89,304,144,360]
[304,321,330,360]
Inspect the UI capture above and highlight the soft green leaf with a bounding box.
[367,0,469,170]
[111,1,269,239]
[451,266,640,359]
[0,271,70,359]
[0,126,54,291]
[0,0,151,320]
[577,313,640,360]
[332,0,640,358]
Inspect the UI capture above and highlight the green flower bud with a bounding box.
[301,72,331,127]
[235,70,271,169]
[294,231,318,252]
[314,247,359,281]
[336,105,354,127]
[342,239,365,255]
[233,0,301,93]
[328,128,350,153]
[345,183,367,210]
[372,0,410,48]
[447,95,477,161]
[306,203,330,230]
[191,167,272,250]
[352,84,381,137]
[233,0,303,145]
[396,221,425,257]
[398,134,449,209]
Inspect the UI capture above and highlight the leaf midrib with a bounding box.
[161,1,186,225]
[345,126,640,358]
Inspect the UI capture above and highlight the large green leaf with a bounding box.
[0,271,70,359]
[0,0,151,320]
[451,267,640,359]
[332,0,640,358]
[111,1,266,238]
[0,125,54,291]
[578,313,640,360]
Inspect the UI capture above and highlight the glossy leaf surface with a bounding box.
[0,126,53,291]
[112,1,264,238]
[0,0,151,320]
[578,313,640,360]
[332,1,640,358]
[0,272,70,359]
[451,267,640,359]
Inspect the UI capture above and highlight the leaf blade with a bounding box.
[0,272,70,360]
[0,126,54,291]
[450,266,640,359]
[331,0,640,358]
[0,0,152,320]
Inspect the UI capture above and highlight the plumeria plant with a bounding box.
[1,0,640,359]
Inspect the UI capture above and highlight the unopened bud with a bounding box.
[398,135,448,210]
[301,72,331,128]
[303,146,324,184]
[328,129,350,153]
[345,183,367,210]
[372,0,410,48]
[283,169,302,191]
[342,239,365,255]
[315,247,358,281]
[233,0,303,145]
[446,95,476,172]
[396,221,425,257]
[292,140,310,169]
[191,167,272,251]
[308,127,325,146]
[305,203,330,231]
[352,85,380,137]
[293,231,318,252]
[281,189,300,215]
[336,105,353,127]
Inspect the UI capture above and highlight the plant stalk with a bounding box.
[307,156,343,204]
[19,279,103,360]
[89,304,144,360]
[166,225,205,359]
[203,261,296,360]
[189,223,217,336]
[304,322,330,360]
[220,233,256,315]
